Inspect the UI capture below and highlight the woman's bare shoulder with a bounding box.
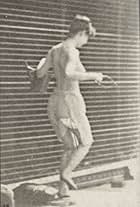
[52,42,63,50]
[63,46,79,59]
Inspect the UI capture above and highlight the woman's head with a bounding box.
[68,15,96,46]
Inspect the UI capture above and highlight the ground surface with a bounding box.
[43,179,140,207]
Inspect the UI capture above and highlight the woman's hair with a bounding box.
[68,15,96,38]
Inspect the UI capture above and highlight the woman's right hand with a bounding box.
[95,72,103,85]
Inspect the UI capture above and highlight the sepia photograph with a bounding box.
[0,0,140,206]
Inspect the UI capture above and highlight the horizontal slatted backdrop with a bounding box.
[0,0,140,184]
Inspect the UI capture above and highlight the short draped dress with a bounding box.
[47,44,94,147]
[48,89,94,147]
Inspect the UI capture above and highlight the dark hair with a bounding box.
[68,15,96,38]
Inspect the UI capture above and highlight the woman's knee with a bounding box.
[78,143,91,154]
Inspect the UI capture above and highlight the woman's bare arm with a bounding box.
[37,49,53,78]
[65,49,103,82]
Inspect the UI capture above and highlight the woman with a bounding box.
[36,15,103,198]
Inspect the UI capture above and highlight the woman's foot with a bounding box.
[57,192,70,199]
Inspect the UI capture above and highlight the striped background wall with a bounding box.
[0,0,140,184]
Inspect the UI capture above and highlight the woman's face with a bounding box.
[77,31,89,47]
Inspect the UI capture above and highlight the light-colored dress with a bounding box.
[48,89,93,148]
[47,44,93,148]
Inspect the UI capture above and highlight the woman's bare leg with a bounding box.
[60,132,92,190]
[59,123,93,191]
[58,131,74,196]
[58,150,73,197]
[61,144,91,180]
